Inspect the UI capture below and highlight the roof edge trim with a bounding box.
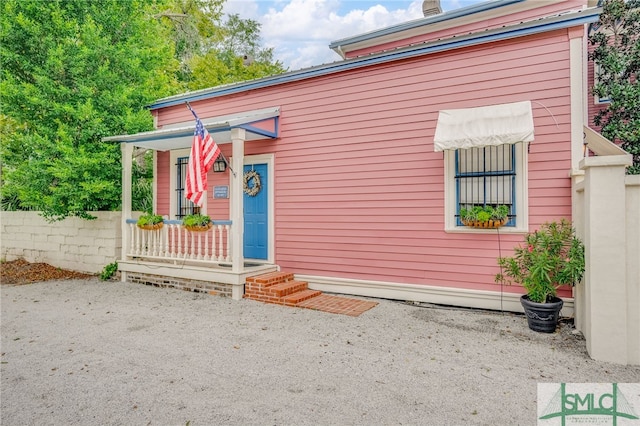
[148,7,601,111]
[328,0,524,51]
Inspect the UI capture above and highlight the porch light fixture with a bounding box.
[213,156,227,173]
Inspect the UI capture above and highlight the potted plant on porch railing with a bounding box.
[136,213,164,230]
[495,219,585,333]
[182,214,212,232]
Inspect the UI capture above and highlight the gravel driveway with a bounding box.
[2,278,639,425]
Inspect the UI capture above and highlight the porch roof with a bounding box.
[103,107,279,151]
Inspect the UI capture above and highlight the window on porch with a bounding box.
[175,156,200,218]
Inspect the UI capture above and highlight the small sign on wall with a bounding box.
[213,185,229,199]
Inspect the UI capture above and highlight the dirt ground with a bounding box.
[3,277,639,425]
[2,259,639,425]
[0,259,93,285]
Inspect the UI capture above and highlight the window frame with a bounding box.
[443,142,528,233]
[169,149,206,220]
[454,144,516,227]
[593,62,612,105]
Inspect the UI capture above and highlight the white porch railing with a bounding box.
[125,219,232,265]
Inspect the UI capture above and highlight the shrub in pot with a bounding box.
[495,219,585,333]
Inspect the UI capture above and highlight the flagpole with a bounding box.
[185,102,236,177]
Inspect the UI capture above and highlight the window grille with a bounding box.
[455,144,516,226]
[176,157,200,218]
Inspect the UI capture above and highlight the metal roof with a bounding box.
[147,7,601,111]
[328,0,524,54]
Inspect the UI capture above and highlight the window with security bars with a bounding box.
[176,157,200,218]
[455,144,515,226]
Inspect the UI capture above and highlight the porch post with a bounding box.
[230,128,246,299]
[121,142,133,282]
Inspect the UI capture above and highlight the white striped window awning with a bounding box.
[433,100,534,152]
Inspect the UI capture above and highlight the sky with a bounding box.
[222,0,486,71]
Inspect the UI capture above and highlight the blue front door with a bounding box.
[243,163,268,260]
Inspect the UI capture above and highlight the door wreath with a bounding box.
[243,170,261,196]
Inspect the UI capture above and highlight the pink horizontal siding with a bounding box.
[156,151,170,217]
[154,28,576,295]
[207,144,232,220]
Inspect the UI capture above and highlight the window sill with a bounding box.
[445,226,527,234]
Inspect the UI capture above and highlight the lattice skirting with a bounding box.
[126,272,233,297]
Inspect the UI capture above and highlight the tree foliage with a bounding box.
[0,0,180,220]
[155,0,225,82]
[1,0,285,220]
[589,0,640,174]
[159,7,287,90]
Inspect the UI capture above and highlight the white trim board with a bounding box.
[297,274,575,317]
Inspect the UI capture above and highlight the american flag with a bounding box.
[185,109,221,207]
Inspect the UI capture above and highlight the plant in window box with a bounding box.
[459,205,509,228]
[495,219,585,333]
[182,214,212,232]
[136,213,164,230]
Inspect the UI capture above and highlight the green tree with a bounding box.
[159,7,286,90]
[0,0,179,220]
[154,0,225,83]
[1,0,285,221]
[188,14,285,90]
[589,0,640,174]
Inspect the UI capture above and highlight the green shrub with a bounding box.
[100,261,118,281]
[496,219,585,303]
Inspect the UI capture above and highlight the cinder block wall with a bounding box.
[1,211,121,274]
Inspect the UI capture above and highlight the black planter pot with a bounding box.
[520,295,564,333]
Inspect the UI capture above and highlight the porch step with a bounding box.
[282,289,323,306]
[246,271,295,286]
[244,271,378,317]
[269,280,310,297]
[244,273,313,305]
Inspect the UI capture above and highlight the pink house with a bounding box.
[106,0,604,314]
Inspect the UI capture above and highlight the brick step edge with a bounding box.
[265,280,308,297]
[245,271,294,286]
[282,289,322,306]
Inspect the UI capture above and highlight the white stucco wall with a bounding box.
[574,156,639,365]
[0,211,121,274]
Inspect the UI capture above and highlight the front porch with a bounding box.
[119,219,278,299]
[105,106,281,299]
